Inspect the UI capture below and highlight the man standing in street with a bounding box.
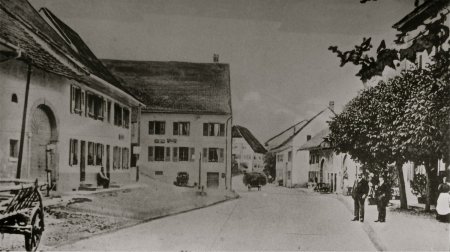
[375,176,390,222]
[352,172,369,222]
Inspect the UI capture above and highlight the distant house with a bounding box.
[265,102,336,188]
[232,125,267,173]
[0,0,142,192]
[102,59,233,190]
[298,128,359,194]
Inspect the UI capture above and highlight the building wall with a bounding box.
[232,137,264,173]
[138,113,232,190]
[0,60,135,192]
[275,146,292,187]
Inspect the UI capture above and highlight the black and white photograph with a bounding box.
[0,0,449,251]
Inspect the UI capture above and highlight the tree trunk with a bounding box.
[396,162,408,209]
[424,161,433,212]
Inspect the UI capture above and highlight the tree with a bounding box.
[263,152,276,179]
[398,68,450,211]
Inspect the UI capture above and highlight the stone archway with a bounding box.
[28,104,58,184]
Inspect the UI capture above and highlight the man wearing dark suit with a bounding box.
[375,177,390,222]
[352,173,369,222]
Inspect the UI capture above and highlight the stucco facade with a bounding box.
[0,60,138,192]
[232,138,264,173]
[138,113,232,190]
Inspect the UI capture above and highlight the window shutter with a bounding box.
[203,123,208,136]
[69,139,72,166]
[173,147,178,162]
[102,98,106,121]
[219,148,224,163]
[80,90,85,115]
[148,147,154,161]
[161,122,165,135]
[173,122,178,135]
[220,124,225,136]
[165,147,170,161]
[202,148,208,163]
[149,121,154,135]
[186,123,190,136]
[70,86,74,113]
[189,148,195,162]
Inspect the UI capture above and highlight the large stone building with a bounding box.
[232,125,267,173]
[0,1,142,192]
[102,59,233,190]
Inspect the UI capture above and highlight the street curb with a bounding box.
[46,192,240,250]
[336,194,388,252]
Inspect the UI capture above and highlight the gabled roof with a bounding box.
[0,0,141,105]
[232,125,267,154]
[265,106,336,152]
[39,8,122,87]
[393,0,450,32]
[298,128,331,151]
[102,59,232,115]
[0,0,79,80]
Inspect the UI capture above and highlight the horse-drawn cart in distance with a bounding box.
[0,179,45,252]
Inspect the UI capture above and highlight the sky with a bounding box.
[31,0,414,143]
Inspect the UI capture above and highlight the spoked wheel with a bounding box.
[25,210,44,252]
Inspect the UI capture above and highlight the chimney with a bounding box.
[307,135,311,141]
[213,54,219,63]
[329,101,335,111]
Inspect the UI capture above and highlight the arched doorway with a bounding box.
[29,104,57,184]
[320,159,324,183]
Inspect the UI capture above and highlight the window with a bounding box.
[86,92,104,120]
[149,121,165,135]
[113,146,121,169]
[114,103,122,126]
[96,143,103,166]
[205,148,224,163]
[165,147,170,161]
[70,85,82,115]
[88,142,95,165]
[179,147,189,161]
[123,108,130,129]
[203,123,225,136]
[11,94,18,103]
[288,151,292,162]
[277,154,283,162]
[122,147,129,169]
[173,122,190,136]
[107,100,112,123]
[69,139,78,165]
[155,146,165,161]
[9,139,18,158]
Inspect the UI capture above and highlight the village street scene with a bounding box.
[0,0,449,251]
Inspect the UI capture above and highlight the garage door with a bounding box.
[206,172,219,188]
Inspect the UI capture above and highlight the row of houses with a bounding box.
[268,0,450,204]
[0,0,232,192]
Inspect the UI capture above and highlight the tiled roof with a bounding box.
[265,106,336,152]
[102,59,232,115]
[39,8,122,87]
[0,2,79,80]
[0,0,140,104]
[392,0,450,32]
[298,128,331,151]
[232,125,267,154]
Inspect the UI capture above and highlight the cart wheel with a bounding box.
[25,210,44,252]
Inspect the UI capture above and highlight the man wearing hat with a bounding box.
[352,172,370,222]
[375,176,390,222]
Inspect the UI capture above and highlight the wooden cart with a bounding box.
[0,179,45,252]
